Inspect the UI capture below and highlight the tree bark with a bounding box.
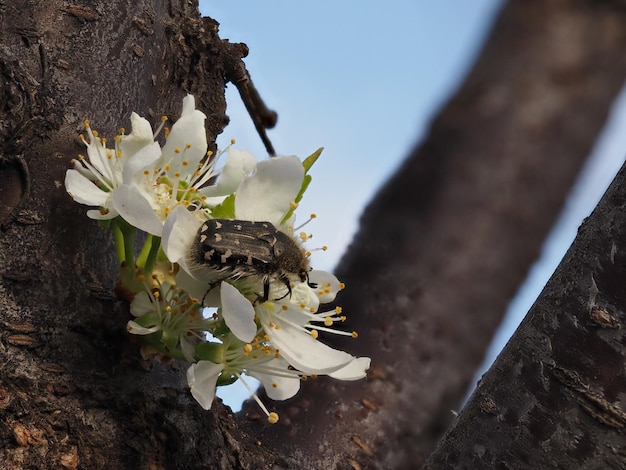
[0,1,269,468]
[422,152,626,469]
[2,0,626,469]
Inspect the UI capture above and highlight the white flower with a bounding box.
[112,96,256,235]
[127,281,214,362]
[65,95,255,235]
[252,277,370,377]
[65,113,159,220]
[187,332,300,419]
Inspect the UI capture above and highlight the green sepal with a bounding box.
[195,342,225,363]
[216,373,238,387]
[210,193,236,219]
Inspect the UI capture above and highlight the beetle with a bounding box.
[191,218,314,302]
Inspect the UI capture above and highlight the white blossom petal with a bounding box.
[121,141,161,184]
[126,320,160,335]
[328,357,370,381]
[162,205,202,263]
[111,185,164,235]
[309,270,344,303]
[187,361,225,410]
[260,310,353,375]
[199,148,256,197]
[86,208,118,220]
[220,282,257,343]
[235,156,304,224]
[65,170,110,206]
[249,360,301,400]
[130,291,154,317]
[161,95,207,170]
[119,112,155,158]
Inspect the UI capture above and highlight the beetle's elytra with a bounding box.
[192,219,312,301]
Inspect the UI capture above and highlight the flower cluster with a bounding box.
[65,95,370,423]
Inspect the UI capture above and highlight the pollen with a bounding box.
[230,138,236,145]
[243,344,253,353]
[174,147,181,154]
[351,331,358,338]
[144,170,150,175]
[322,246,328,251]
[310,213,317,219]
[338,283,346,290]
[267,412,279,424]
[119,127,125,134]
[335,306,342,314]
[290,200,298,209]
[83,119,90,129]
[324,317,333,327]
[182,160,189,167]
[186,144,191,149]
[282,305,289,311]
[310,329,319,339]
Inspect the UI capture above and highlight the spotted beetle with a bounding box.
[192,219,314,301]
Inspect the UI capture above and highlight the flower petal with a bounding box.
[235,156,304,224]
[111,185,164,235]
[200,148,256,197]
[65,169,110,206]
[328,357,371,381]
[130,291,154,317]
[119,112,155,158]
[86,208,118,220]
[187,361,225,410]
[249,360,301,401]
[259,307,353,375]
[162,205,202,263]
[162,95,207,170]
[121,141,161,184]
[126,320,160,335]
[309,270,344,303]
[220,282,257,343]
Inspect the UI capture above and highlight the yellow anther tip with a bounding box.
[268,412,279,424]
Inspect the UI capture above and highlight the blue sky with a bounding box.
[198,1,626,410]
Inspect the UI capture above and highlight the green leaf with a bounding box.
[210,193,236,219]
[303,147,323,174]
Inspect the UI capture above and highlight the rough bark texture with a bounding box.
[423,154,626,469]
[0,1,269,468]
[2,0,626,469]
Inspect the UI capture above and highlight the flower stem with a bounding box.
[137,235,162,276]
[112,219,126,264]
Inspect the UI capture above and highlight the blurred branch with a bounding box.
[244,1,626,467]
